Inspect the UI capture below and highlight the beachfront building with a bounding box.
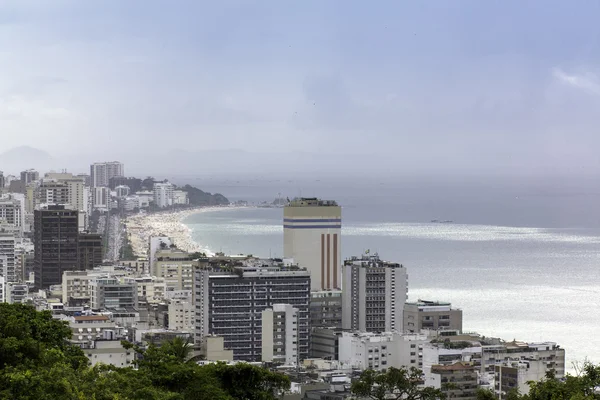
[283,197,341,291]
[194,259,311,362]
[403,300,463,334]
[153,182,174,208]
[90,162,124,188]
[341,253,408,333]
[172,190,189,205]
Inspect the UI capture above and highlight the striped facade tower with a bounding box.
[283,198,341,291]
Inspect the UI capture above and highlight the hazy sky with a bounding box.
[1,1,600,174]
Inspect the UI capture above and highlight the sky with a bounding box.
[1,0,600,176]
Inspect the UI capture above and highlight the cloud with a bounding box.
[552,67,600,95]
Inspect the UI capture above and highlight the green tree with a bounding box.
[351,367,445,400]
[0,303,86,370]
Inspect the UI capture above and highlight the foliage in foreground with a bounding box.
[353,364,600,400]
[0,303,289,400]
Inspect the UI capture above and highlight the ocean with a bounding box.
[181,176,600,369]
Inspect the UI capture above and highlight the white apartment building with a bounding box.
[342,253,408,333]
[133,275,166,303]
[0,235,16,282]
[153,182,174,208]
[6,282,28,303]
[168,299,195,332]
[115,185,130,198]
[93,187,110,211]
[422,343,483,387]
[172,190,189,205]
[338,331,428,371]
[62,270,93,304]
[90,162,124,188]
[0,195,24,235]
[262,304,300,366]
[283,198,341,291]
[90,276,138,310]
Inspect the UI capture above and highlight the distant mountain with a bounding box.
[0,146,55,174]
[180,184,229,206]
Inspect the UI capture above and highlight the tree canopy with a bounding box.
[0,303,290,400]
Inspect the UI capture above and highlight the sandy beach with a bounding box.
[124,206,238,258]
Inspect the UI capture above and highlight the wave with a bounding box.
[186,220,600,244]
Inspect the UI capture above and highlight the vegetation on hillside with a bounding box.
[180,184,229,206]
[0,303,289,400]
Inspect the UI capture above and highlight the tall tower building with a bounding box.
[90,161,124,187]
[283,198,341,291]
[153,182,174,208]
[34,205,80,289]
[20,169,40,185]
[342,253,408,333]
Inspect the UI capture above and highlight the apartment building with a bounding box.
[168,299,195,332]
[338,331,428,371]
[0,196,24,235]
[261,303,300,365]
[90,162,124,188]
[0,234,16,282]
[154,247,196,291]
[90,276,138,310]
[194,260,310,362]
[430,362,478,400]
[404,300,463,333]
[342,253,408,332]
[310,289,343,329]
[153,182,175,208]
[482,341,565,386]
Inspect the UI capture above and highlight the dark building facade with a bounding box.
[195,263,311,362]
[34,205,80,289]
[78,233,103,270]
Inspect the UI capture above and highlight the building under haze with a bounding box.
[153,182,174,208]
[283,197,341,291]
[20,169,40,185]
[34,205,80,289]
[90,161,124,188]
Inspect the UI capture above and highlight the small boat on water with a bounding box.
[431,219,454,224]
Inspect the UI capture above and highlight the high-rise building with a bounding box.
[37,180,70,206]
[262,304,300,365]
[283,198,341,291]
[0,171,5,189]
[0,234,16,282]
[153,182,174,208]
[115,185,130,198]
[194,260,311,362]
[342,253,408,333]
[78,233,103,271]
[20,169,40,185]
[90,162,124,188]
[310,290,343,329]
[34,205,80,289]
[92,186,110,210]
[0,196,24,235]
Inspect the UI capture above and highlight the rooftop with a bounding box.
[405,299,452,307]
[431,362,475,372]
[74,315,110,322]
[286,197,338,207]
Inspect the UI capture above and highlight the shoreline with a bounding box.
[124,205,246,257]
